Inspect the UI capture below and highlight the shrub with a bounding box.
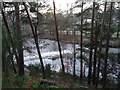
[45,64,52,78]
[28,64,41,76]
[2,75,32,88]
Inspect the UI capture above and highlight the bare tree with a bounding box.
[1,8,18,74]
[3,29,17,74]
[53,0,65,73]
[95,2,107,88]
[103,2,113,88]
[117,3,120,39]
[14,2,24,76]
[88,2,95,84]
[117,24,120,38]
[80,2,83,79]
[73,28,76,77]
[92,20,98,85]
[117,20,120,39]
[23,2,45,79]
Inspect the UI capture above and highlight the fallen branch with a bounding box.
[39,78,57,86]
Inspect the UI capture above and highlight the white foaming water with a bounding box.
[24,38,119,83]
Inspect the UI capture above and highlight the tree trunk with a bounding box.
[118,72,120,88]
[84,64,86,77]
[73,28,76,77]
[3,29,17,74]
[53,0,65,73]
[92,21,98,85]
[1,8,19,74]
[117,7,120,39]
[9,47,17,74]
[95,2,107,88]
[67,30,68,35]
[80,2,83,79]
[117,20,120,39]
[88,2,95,84]
[23,2,45,79]
[50,29,51,34]
[15,2,24,76]
[103,2,113,88]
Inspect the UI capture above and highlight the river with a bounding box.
[23,38,119,83]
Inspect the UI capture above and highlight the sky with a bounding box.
[2,0,96,14]
[49,0,92,13]
[48,0,75,11]
[47,0,93,13]
[47,0,120,13]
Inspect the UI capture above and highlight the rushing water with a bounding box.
[24,39,89,76]
[23,38,119,83]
